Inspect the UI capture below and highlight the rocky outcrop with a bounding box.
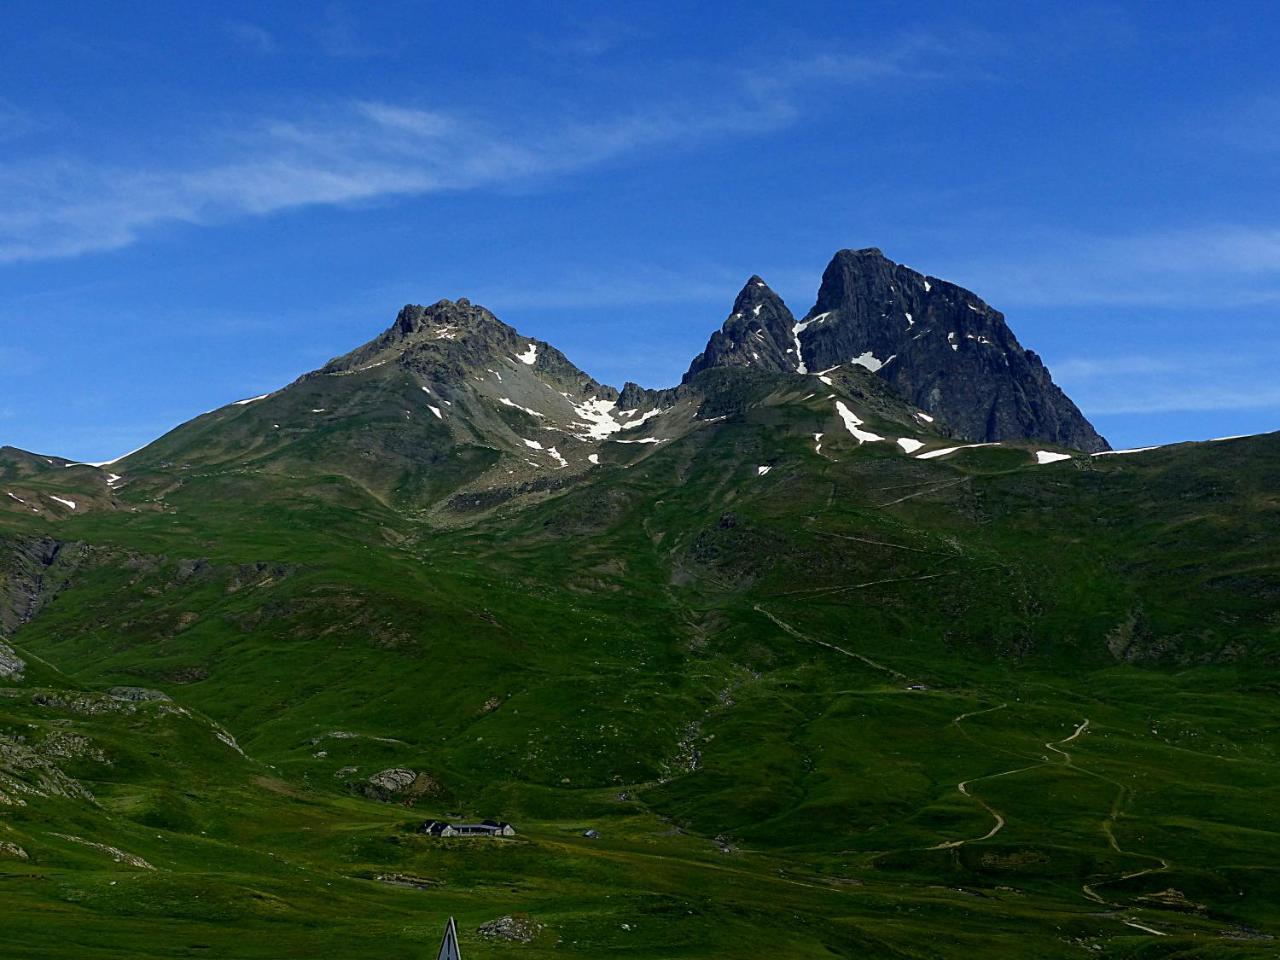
[478,915,543,943]
[684,277,798,381]
[796,249,1108,452]
[51,833,153,869]
[319,298,616,403]
[0,841,27,860]
[0,642,23,681]
[0,537,86,636]
[106,686,171,703]
[1,733,97,805]
[685,249,1109,452]
[358,767,441,803]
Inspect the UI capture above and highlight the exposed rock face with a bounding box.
[478,915,543,943]
[0,642,23,681]
[106,686,171,703]
[367,768,417,794]
[359,767,440,802]
[686,249,1108,452]
[0,841,27,860]
[1,732,98,804]
[321,298,616,402]
[798,249,1108,452]
[684,277,799,380]
[0,537,82,636]
[51,833,153,869]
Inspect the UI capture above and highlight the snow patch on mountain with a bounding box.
[916,443,999,460]
[500,398,545,418]
[791,317,820,374]
[834,401,884,444]
[851,351,892,372]
[1093,446,1161,457]
[621,408,663,429]
[1035,450,1071,465]
[571,398,623,440]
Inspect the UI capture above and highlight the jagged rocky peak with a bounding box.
[389,298,490,339]
[796,248,1108,452]
[684,248,1108,452]
[350,297,515,362]
[616,381,649,410]
[320,297,612,398]
[683,276,797,382]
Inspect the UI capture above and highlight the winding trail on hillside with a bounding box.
[752,605,906,680]
[1045,718,1090,759]
[877,477,971,507]
[930,712,1093,850]
[929,704,1021,849]
[1039,722,1172,911]
[935,706,1174,934]
[746,616,1178,933]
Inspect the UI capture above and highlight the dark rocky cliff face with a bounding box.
[683,277,798,381]
[686,249,1109,452]
[319,298,618,402]
[799,249,1108,452]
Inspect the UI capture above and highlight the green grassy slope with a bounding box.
[1,365,1278,958]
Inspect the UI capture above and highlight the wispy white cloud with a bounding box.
[0,37,959,265]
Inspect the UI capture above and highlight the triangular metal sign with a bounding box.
[436,916,461,960]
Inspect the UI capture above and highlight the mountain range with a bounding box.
[1,249,1277,959]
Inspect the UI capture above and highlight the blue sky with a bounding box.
[2,1,1279,460]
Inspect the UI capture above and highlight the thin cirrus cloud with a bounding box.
[0,39,953,266]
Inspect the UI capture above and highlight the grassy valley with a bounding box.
[2,350,1278,956]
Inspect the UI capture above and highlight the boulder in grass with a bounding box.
[0,642,24,681]
[478,914,542,943]
[359,768,442,803]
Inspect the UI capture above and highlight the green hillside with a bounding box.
[2,309,1279,958]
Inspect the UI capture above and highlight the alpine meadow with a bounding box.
[3,5,1280,959]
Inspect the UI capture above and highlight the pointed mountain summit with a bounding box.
[321,297,608,396]
[686,249,1108,452]
[52,249,1114,525]
[683,276,797,381]
[796,248,1108,452]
